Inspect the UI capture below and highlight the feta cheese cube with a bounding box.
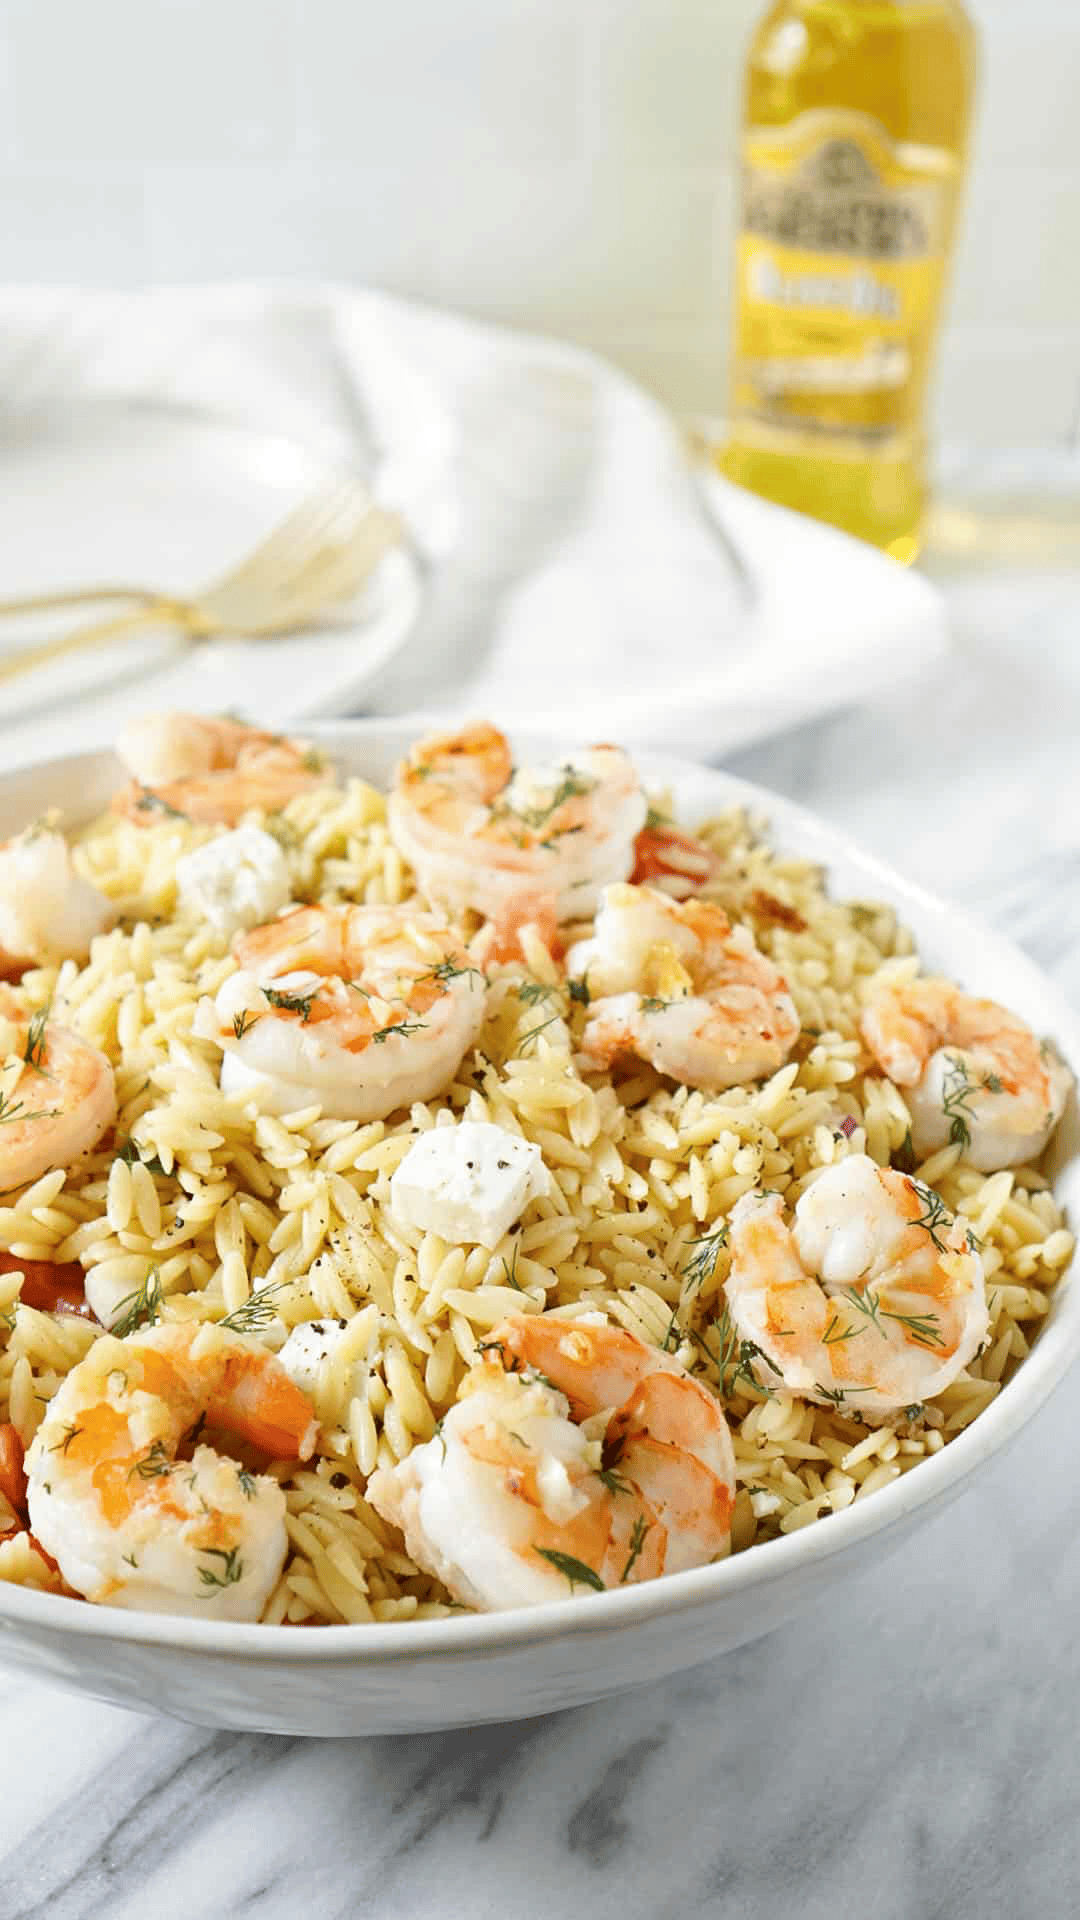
[175,824,291,939]
[390,1121,550,1250]
[277,1317,351,1394]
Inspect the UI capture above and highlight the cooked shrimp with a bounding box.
[0,827,116,969]
[388,723,647,925]
[368,1313,735,1609]
[114,712,322,827]
[25,1322,318,1619]
[726,1155,989,1416]
[196,902,486,1121]
[861,976,1073,1172]
[567,883,799,1090]
[0,989,116,1190]
[631,821,723,897]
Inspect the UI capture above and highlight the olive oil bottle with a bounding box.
[718,1,976,563]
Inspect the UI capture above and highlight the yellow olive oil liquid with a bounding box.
[718,1,976,563]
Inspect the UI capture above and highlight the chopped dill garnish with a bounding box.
[115,1141,168,1178]
[51,1422,84,1455]
[907,1179,953,1254]
[507,766,596,832]
[232,1009,260,1040]
[134,787,187,820]
[22,1006,50,1074]
[111,1268,163,1338]
[517,980,554,1007]
[710,1304,773,1399]
[568,975,591,1007]
[682,1225,729,1290]
[840,1284,885,1333]
[301,748,325,774]
[264,986,316,1023]
[983,1072,1003,1095]
[197,1546,244,1593]
[596,1466,634,1496]
[128,1439,172,1481]
[822,1313,864,1347]
[895,1129,916,1174]
[940,1053,976,1150]
[0,1087,54,1127]
[534,1547,605,1593]
[903,1402,926,1422]
[122,1552,139,1568]
[433,1416,447,1460]
[620,1514,651,1583]
[220,1284,281,1335]
[236,1466,257,1500]
[644,805,669,831]
[421,958,485,992]
[515,1015,561,1055]
[640,995,676,1014]
[501,1243,524,1292]
[813,1382,870,1408]
[371,1019,427,1045]
[881,1307,944,1350]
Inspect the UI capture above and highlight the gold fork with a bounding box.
[0,479,404,687]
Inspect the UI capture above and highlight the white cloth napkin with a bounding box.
[0,283,947,766]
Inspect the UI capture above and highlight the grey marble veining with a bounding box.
[3,561,1080,1920]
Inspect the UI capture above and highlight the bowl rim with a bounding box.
[1,717,1077,1664]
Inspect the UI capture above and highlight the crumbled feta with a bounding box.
[277,1317,351,1394]
[175,825,290,938]
[389,1121,550,1250]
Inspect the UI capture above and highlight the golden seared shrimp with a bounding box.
[26,1322,318,1619]
[387,722,647,925]
[114,712,322,827]
[368,1313,734,1608]
[0,827,116,970]
[630,821,723,898]
[726,1155,989,1417]
[568,883,799,1090]
[197,902,486,1121]
[0,989,116,1190]
[861,976,1073,1173]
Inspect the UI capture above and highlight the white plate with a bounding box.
[0,403,424,746]
[0,720,1076,1738]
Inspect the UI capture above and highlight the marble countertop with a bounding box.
[4,559,1080,1920]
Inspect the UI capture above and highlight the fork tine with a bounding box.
[199,478,371,601]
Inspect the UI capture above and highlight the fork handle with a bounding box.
[0,599,193,688]
[0,584,163,618]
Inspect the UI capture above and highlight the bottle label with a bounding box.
[729,109,958,460]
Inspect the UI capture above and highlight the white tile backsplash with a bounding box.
[0,0,1076,447]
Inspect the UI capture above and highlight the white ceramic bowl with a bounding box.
[0,721,1076,1738]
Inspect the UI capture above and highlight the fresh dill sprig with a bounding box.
[907,1179,954,1254]
[111,1268,163,1339]
[51,1422,84,1456]
[568,976,591,1007]
[116,1140,167,1176]
[134,787,188,820]
[822,1313,864,1347]
[220,1284,282,1335]
[881,1307,944,1350]
[595,1465,634,1496]
[422,959,485,992]
[534,1547,605,1593]
[640,995,676,1014]
[372,1020,427,1045]
[128,1439,172,1481]
[232,1009,260,1040]
[236,1466,257,1500]
[940,1053,977,1150]
[501,1243,524,1292]
[22,1006,50,1075]
[197,1546,244,1593]
[895,1129,916,1174]
[515,1015,561,1055]
[682,1225,729,1291]
[264,986,316,1023]
[516,980,555,1008]
[507,766,596,832]
[620,1515,651,1583]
